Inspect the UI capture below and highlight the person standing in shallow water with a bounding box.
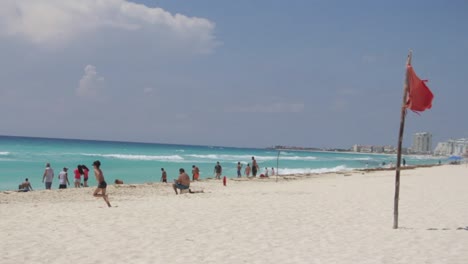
[214,162,222,179]
[42,163,54,190]
[161,168,167,183]
[192,165,200,181]
[74,165,82,188]
[237,162,242,178]
[251,157,258,177]
[92,160,111,207]
[245,164,251,177]
[82,165,90,187]
[58,167,70,189]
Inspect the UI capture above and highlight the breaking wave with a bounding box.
[80,153,184,161]
[278,165,349,175]
[186,154,317,161]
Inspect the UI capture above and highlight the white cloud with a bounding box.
[0,0,216,53]
[225,102,305,113]
[77,65,104,97]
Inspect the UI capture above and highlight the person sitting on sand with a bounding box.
[18,178,33,192]
[173,168,190,195]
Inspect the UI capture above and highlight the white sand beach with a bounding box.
[1,165,467,264]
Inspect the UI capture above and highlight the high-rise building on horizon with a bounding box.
[434,138,468,156]
[412,132,432,154]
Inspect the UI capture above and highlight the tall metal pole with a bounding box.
[393,50,412,229]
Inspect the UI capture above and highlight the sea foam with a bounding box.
[81,153,184,161]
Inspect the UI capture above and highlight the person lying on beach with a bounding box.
[114,179,124,184]
[173,168,190,195]
[18,178,33,192]
[92,160,111,207]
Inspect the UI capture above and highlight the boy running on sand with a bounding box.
[92,160,111,207]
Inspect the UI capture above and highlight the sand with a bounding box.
[1,165,467,264]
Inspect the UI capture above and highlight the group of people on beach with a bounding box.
[222,156,276,178]
[39,163,91,190]
[19,161,111,207]
[163,156,277,187]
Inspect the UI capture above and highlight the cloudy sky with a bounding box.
[0,0,467,148]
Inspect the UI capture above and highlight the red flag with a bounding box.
[405,65,434,112]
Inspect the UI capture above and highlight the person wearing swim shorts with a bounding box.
[92,160,111,207]
[237,162,242,178]
[251,157,258,177]
[172,168,190,195]
[42,163,54,190]
[18,178,33,192]
[58,167,70,189]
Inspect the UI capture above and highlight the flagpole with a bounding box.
[393,50,412,229]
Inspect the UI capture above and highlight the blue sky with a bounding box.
[0,0,467,148]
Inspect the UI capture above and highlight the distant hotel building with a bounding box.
[352,144,405,154]
[434,138,468,156]
[412,132,432,154]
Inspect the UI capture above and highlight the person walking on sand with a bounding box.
[58,167,70,189]
[172,168,191,195]
[92,160,111,207]
[82,165,90,187]
[73,165,82,188]
[244,163,251,177]
[271,167,275,176]
[251,157,259,177]
[264,167,269,177]
[42,163,54,190]
[214,161,222,179]
[161,168,167,183]
[237,162,243,178]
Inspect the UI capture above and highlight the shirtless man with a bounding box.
[92,160,111,207]
[18,178,33,192]
[172,168,190,195]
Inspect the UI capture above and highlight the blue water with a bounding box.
[0,135,441,191]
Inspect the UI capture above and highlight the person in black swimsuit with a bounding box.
[92,160,111,207]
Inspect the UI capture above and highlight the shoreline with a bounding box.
[0,163,448,195]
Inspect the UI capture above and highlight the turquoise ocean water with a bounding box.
[0,135,441,191]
